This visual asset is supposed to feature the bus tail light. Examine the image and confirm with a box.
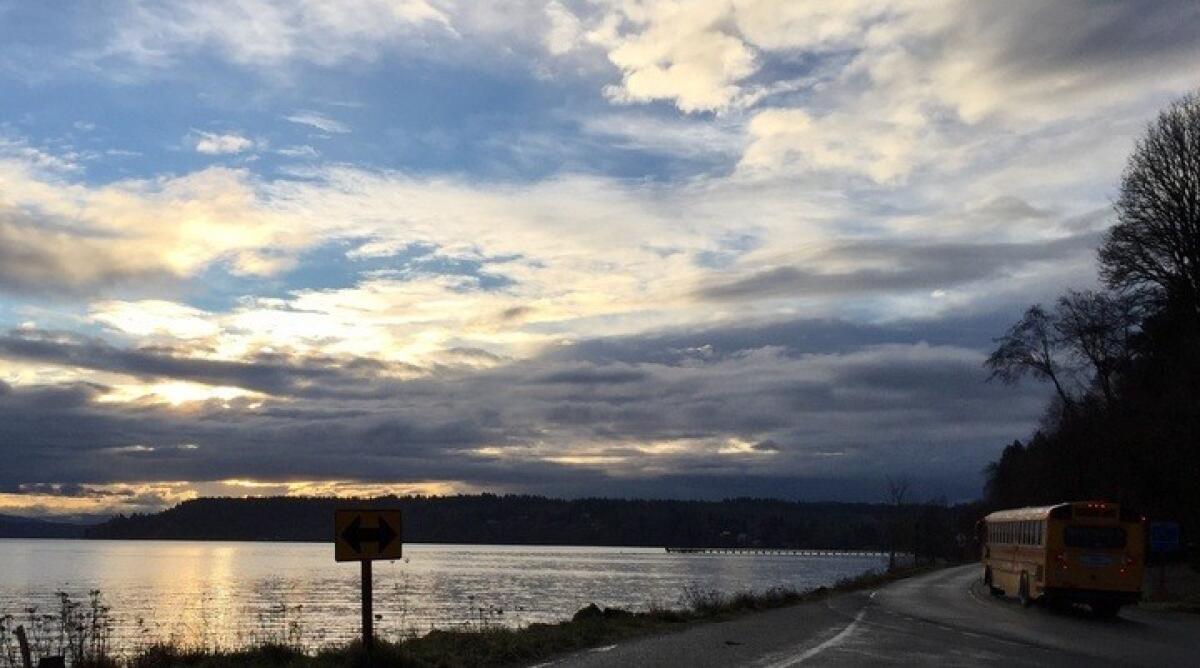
[1121,554,1135,574]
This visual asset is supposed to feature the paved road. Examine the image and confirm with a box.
[539,565,1200,667]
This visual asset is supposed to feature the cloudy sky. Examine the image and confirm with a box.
[0,1,1197,518]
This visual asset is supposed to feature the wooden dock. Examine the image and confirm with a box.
[664,547,889,556]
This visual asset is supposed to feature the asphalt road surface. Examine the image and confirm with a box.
[539,565,1200,667]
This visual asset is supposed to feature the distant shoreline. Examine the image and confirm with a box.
[55,494,982,558]
[0,534,902,554]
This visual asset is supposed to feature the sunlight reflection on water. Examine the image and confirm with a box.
[0,540,886,651]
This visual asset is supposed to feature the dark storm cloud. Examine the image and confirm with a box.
[0,380,505,487]
[698,232,1101,301]
[0,311,1050,500]
[950,2,1200,88]
[551,312,1017,365]
[0,328,422,399]
[6,483,137,498]
[535,366,648,385]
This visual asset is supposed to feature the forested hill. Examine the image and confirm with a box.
[83,495,975,550]
[0,513,87,538]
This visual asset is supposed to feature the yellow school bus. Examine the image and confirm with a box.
[979,501,1145,617]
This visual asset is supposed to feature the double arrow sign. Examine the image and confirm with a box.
[335,509,403,562]
[335,508,402,652]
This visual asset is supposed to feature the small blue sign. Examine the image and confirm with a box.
[1149,521,1181,554]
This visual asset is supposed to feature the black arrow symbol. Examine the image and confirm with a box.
[341,516,398,554]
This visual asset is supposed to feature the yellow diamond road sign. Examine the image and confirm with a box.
[335,509,402,562]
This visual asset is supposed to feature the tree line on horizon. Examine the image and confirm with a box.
[81,494,978,559]
[983,91,1200,548]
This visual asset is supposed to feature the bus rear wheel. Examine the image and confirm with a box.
[984,569,1003,597]
[1018,574,1033,608]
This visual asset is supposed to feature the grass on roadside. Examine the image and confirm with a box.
[1140,562,1200,614]
[13,564,945,668]
[133,564,943,668]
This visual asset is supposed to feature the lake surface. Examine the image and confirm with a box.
[0,540,886,652]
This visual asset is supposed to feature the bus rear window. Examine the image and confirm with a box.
[1064,526,1126,549]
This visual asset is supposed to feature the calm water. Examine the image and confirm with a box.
[0,540,886,651]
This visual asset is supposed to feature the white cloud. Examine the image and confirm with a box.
[107,0,450,68]
[593,1,757,113]
[276,144,319,158]
[192,131,256,155]
[580,112,744,159]
[731,0,897,52]
[543,1,582,56]
[580,0,891,113]
[0,158,306,295]
[91,300,221,340]
[578,0,1198,191]
[585,1,1198,121]
[284,111,350,134]
[739,106,932,183]
[0,137,81,172]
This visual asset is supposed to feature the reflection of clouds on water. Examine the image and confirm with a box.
[0,541,885,651]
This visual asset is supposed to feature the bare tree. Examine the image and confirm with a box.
[885,475,910,506]
[885,475,910,570]
[986,305,1077,411]
[1100,91,1200,315]
[1054,290,1140,404]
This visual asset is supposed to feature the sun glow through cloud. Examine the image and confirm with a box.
[97,382,262,406]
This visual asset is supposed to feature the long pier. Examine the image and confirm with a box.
[664,547,890,557]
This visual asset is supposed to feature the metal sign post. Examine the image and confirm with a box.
[335,509,402,653]
[361,561,373,653]
[1149,521,1181,599]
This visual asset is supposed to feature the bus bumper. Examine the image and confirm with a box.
[1042,587,1140,606]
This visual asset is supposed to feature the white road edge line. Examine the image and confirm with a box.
[759,591,875,668]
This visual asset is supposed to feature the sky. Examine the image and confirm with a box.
[0,1,1197,519]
